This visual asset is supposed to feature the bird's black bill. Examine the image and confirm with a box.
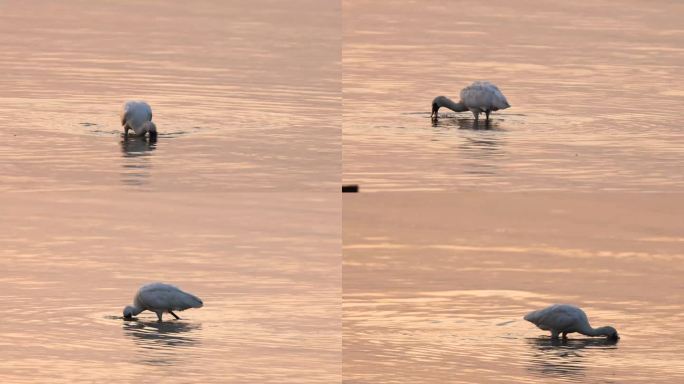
[431,104,438,118]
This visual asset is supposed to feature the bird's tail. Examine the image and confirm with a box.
[187,293,203,308]
[495,98,511,110]
[523,310,538,322]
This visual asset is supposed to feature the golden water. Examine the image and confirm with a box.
[1,1,682,383]
[343,193,684,383]
[0,1,340,383]
[0,0,340,192]
[0,192,340,383]
[343,0,684,191]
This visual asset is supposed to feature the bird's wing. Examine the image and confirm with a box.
[121,101,144,125]
[140,102,152,121]
[121,101,153,133]
[460,83,495,111]
[136,285,174,310]
[526,305,579,331]
[121,108,133,126]
[121,104,130,126]
[489,87,510,110]
[461,82,509,111]
[543,308,577,330]
[138,285,202,311]
[176,291,203,310]
[524,308,546,324]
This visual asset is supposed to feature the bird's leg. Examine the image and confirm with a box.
[124,125,129,139]
[562,332,568,340]
[551,330,560,339]
[485,110,491,122]
[156,312,163,322]
[169,311,180,320]
[473,111,479,125]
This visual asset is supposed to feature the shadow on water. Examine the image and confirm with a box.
[426,116,508,176]
[120,136,156,186]
[430,115,505,131]
[122,319,201,348]
[122,319,202,366]
[525,337,619,379]
[121,136,157,156]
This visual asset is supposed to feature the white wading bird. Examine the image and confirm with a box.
[121,100,157,139]
[431,81,510,122]
[123,283,203,322]
[524,304,619,340]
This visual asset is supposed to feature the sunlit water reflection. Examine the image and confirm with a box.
[0,0,340,192]
[0,192,340,383]
[343,193,684,383]
[342,0,684,191]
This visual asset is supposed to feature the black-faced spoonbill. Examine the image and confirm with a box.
[121,100,157,139]
[431,81,510,123]
[524,304,619,340]
[123,282,203,322]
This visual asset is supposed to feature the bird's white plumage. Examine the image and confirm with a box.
[124,282,203,321]
[524,304,587,331]
[431,81,510,121]
[524,304,618,339]
[121,100,154,136]
[459,81,510,112]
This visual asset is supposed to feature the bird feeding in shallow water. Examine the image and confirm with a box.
[524,304,619,340]
[123,282,203,322]
[121,100,157,139]
[431,81,510,123]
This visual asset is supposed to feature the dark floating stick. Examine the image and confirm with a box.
[342,185,359,193]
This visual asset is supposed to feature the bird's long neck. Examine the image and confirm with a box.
[579,323,610,337]
[440,97,468,113]
[130,305,143,316]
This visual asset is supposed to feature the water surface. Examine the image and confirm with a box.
[0,192,340,383]
[0,0,340,192]
[343,0,684,191]
[343,193,684,383]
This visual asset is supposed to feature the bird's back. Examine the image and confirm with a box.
[135,283,203,312]
[460,81,510,111]
[121,101,153,134]
[524,304,586,331]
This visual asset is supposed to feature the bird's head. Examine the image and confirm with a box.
[143,121,157,141]
[431,96,447,118]
[123,305,138,319]
[602,326,619,340]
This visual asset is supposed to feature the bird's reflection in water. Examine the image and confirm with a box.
[430,116,506,177]
[431,115,503,131]
[120,137,156,186]
[525,337,618,379]
[430,117,505,158]
[122,319,201,366]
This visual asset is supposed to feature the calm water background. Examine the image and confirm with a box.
[0,193,340,383]
[3,1,683,383]
[0,0,340,192]
[0,1,340,383]
[343,193,684,383]
[343,0,684,191]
